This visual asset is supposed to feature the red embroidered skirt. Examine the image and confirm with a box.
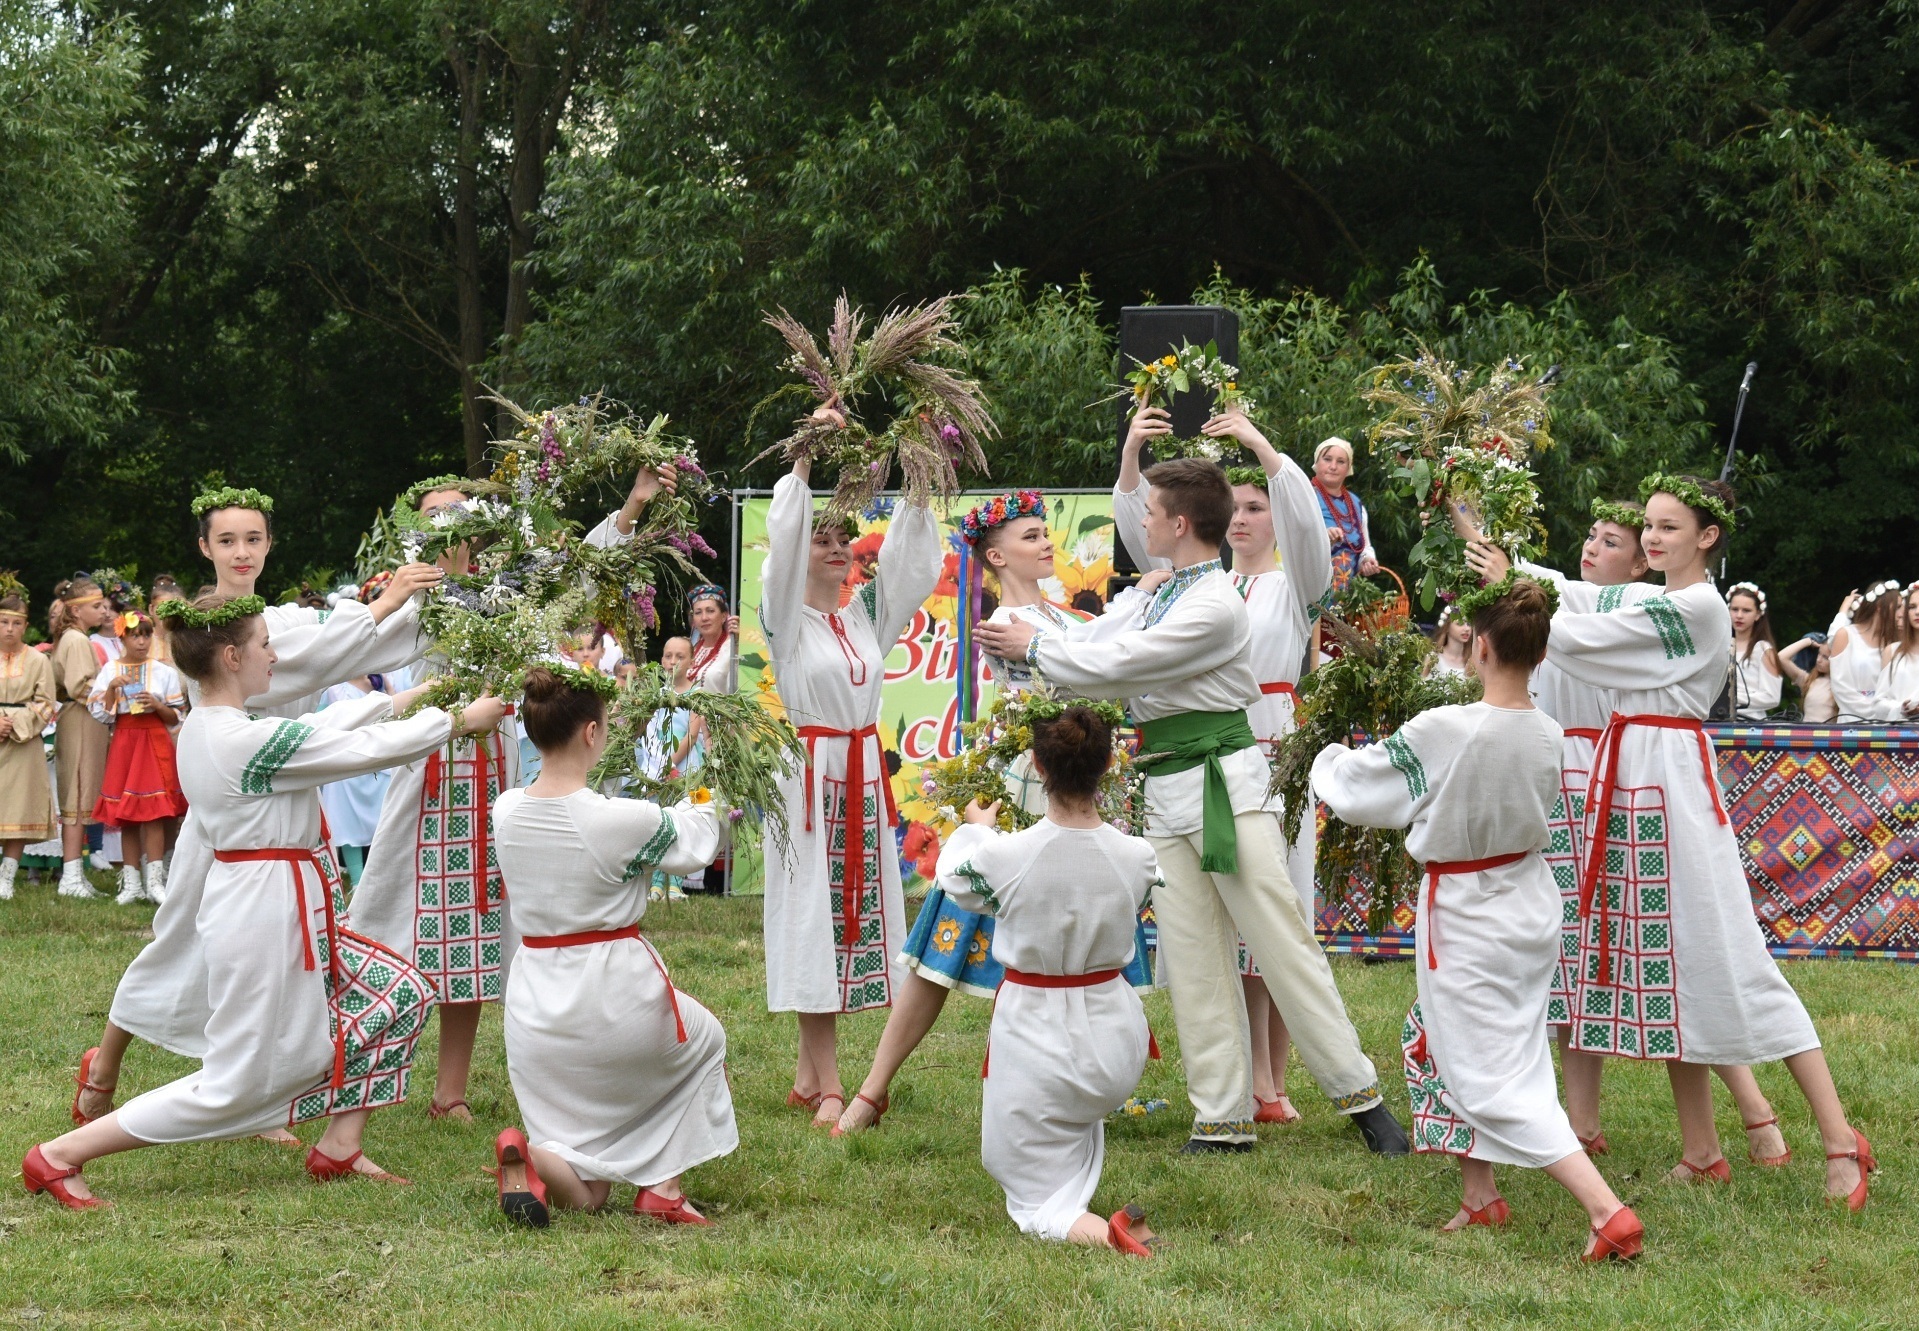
[92,713,188,826]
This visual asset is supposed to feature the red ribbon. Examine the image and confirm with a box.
[1422,851,1529,970]
[794,723,897,958]
[213,846,348,1088]
[1578,713,1727,986]
[521,924,687,1043]
[1562,727,1604,743]
[1258,681,1298,698]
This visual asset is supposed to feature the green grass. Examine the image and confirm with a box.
[1,885,1914,1329]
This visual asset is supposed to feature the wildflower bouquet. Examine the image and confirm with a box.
[1115,340,1256,462]
[1362,346,1554,611]
[1270,614,1481,930]
[920,690,1145,834]
[752,294,996,520]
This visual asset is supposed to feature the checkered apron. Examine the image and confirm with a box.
[410,735,508,1004]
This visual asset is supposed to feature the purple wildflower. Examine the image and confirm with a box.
[688,533,715,558]
[634,584,659,630]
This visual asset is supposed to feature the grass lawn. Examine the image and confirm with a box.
[2,885,1913,1329]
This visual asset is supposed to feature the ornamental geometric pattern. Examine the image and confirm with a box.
[1315,726,1919,964]
[823,775,892,1013]
[1401,1002,1475,1158]
[411,742,507,1004]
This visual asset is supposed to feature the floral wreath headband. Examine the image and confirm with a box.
[155,595,266,629]
[191,486,275,519]
[536,660,621,703]
[1454,569,1562,623]
[1726,581,1767,614]
[1224,464,1267,489]
[0,569,27,613]
[685,583,728,610]
[1860,579,1903,606]
[958,490,1046,547]
[812,509,861,539]
[116,611,154,634]
[1590,497,1644,530]
[1638,473,1735,534]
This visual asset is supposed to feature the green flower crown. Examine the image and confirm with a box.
[1638,473,1735,534]
[1223,464,1267,489]
[191,486,275,519]
[0,568,28,607]
[1021,695,1128,730]
[154,594,267,628]
[812,509,861,539]
[1589,497,1644,530]
[1452,569,1560,623]
[537,661,621,702]
[393,475,507,532]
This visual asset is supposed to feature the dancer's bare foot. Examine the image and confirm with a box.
[1744,1118,1788,1164]
[833,1092,886,1136]
[254,1128,302,1148]
[811,1091,846,1128]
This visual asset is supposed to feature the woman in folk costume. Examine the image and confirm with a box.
[353,464,679,1121]
[1477,476,1874,1209]
[0,583,58,901]
[686,584,740,694]
[1828,580,1899,722]
[936,705,1162,1256]
[978,458,1402,1156]
[23,595,507,1208]
[1309,436,1379,591]
[759,439,942,1127]
[1870,586,1919,722]
[49,575,113,899]
[74,487,441,1139]
[835,490,1153,1136]
[1726,583,1783,721]
[487,667,730,1229]
[1311,576,1642,1261]
[87,610,189,905]
[1113,408,1332,1127]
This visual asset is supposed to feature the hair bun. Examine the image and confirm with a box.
[521,666,564,701]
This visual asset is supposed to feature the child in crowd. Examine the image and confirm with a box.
[87,612,188,904]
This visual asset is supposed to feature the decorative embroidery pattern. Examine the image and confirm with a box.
[857,578,880,621]
[1191,1118,1257,1139]
[622,815,680,878]
[1402,1002,1475,1156]
[1384,731,1428,798]
[412,742,506,1004]
[241,721,314,795]
[823,775,891,1013]
[1642,596,1697,660]
[1544,748,1594,1027]
[1571,785,1682,1059]
[952,859,999,913]
[1328,1082,1384,1113]
[1144,559,1221,628]
[1596,584,1629,614]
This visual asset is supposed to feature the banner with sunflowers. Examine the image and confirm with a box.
[733,489,1120,893]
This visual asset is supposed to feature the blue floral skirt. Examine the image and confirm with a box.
[899,889,1155,1000]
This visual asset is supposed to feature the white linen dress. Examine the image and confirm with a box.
[1312,703,1581,1168]
[758,474,942,1013]
[107,599,427,1058]
[1546,580,1821,1064]
[937,819,1154,1240]
[1869,650,1919,722]
[493,787,733,1187]
[116,697,451,1143]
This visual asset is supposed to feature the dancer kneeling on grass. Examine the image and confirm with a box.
[1311,576,1641,1262]
[935,705,1162,1256]
[488,666,731,1229]
[23,595,504,1208]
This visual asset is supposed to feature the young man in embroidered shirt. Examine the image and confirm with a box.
[976,457,1407,1156]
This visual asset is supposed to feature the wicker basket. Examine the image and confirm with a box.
[1355,567,1412,636]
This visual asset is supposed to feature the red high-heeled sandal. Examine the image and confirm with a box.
[1254,1096,1301,1125]
[830,1092,889,1139]
[1743,1115,1791,1167]
[22,1144,109,1211]
[1578,1132,1609,1157]
[785,1088,822,1112]
[1582,1206,1643,1263]
[494,1128,549,1228]
[305,1146,410,1185]
[70,1047,115,1126]
[428,1098,473,1123]
[1672,1155,1731,1183]
[1826,1128,1877,1213]
[811,1091,846,1129]
[1441,1196,1510,1230]
[636,1187,714,1226]
[1108,1203,1161,1257]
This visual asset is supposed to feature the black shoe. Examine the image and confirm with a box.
[1361,953,1410,965]
[1179,1137,1254,1156]
[1350,1103,1410,1155]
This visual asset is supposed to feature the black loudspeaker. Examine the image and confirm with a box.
[1112,305,1240,574]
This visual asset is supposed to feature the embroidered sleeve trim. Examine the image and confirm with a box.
[623,813,680,876]
[241,720,315,795]
[1596,584,1628,614]
[1383,731,1428,799]
[1642,597,1697,660]
[856,579,880,621]
[953,860,1000,914]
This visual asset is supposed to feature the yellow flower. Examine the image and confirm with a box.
[966,929,991,966]
[1160,354,1177,366]
[933,919,962,954]
[688,787,713,805]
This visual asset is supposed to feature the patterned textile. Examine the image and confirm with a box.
[413,741,507,1004]
[1401,1002,1474,1157]
[1317,726,1919,964]
[289,848,437,1124]
[1569,787,1680,1058]
[1544,759,1592,1026]
[824,775,891,1012]
[901,891,1157,998]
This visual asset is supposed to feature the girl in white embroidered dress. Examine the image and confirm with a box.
[759,428,944,1127]
[488,668,729,1229]
[25,598,504,1207]
[1727,584,1783,721]
[1828,580,1898,722]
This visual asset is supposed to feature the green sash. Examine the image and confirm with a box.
[1137,710,1257,873]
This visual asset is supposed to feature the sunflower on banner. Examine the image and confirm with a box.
[1361,346,1555,612]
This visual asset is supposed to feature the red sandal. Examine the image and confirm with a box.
[1254,1096,1301,1125]
[1108,1203,1161,1257]
[1826,1128,1877,1213]
[1582,1206,1643,1263]
[811,1091,846,1129]
[428,1098,473,1123]
[1672,1156,1731,1183]
[830,1092,889,1138]
[1743,1115,1791,1167]
[70,1047,115,1126]
[305,1146,410,1186]
[494,1128,549,1228]
[785,1088,823,1112]
[22,1144,109,1211]
[636,1187,714,1226]
[1578,1132,1609,1157]
[1441,1196,1510,1230]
